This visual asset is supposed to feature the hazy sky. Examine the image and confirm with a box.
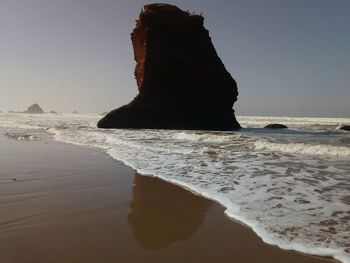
[1,0,349,116]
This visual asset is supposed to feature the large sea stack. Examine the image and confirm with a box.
[98,3,241,130]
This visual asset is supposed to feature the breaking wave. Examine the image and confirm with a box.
[254,140,350,157]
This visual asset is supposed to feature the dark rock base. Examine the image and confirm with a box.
[97,106,241,131]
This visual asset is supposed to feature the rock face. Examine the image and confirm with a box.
[264,124,288,129]
[98,3,240,130]
[24,104,44,114]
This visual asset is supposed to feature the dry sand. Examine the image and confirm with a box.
[0,134,338,263]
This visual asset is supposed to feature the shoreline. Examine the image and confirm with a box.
[0,131,340,263]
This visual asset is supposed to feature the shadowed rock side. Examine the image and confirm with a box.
[98,3,241,130]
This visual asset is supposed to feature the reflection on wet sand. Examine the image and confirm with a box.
[0,135,336,263]
[128,173,211,250]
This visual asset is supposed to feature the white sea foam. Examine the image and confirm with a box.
[174,131,249,143]
[4,132,37,141]
[255,140,350,156]
[1,113,349,263]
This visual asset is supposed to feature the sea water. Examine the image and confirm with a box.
[1,113,349,263]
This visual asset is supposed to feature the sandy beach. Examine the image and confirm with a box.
[0,132,339,263]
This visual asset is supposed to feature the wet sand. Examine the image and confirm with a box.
[0,133,337,263]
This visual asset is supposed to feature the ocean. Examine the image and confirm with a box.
[1,113,349,263]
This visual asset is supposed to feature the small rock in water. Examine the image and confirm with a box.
[264,123,288,129]
[339,125,350,131]
[24,103,44,114]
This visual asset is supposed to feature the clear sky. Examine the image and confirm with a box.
[1,0,349,116]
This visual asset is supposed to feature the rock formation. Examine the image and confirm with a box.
[71,110,79,114]
[49,110,58,114]
[24,103,44,114]
[98,3,241,130]
[264,124,288,129]
[339,125,350,131]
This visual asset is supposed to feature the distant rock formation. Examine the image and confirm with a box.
[49,110,58,114]
[24,103,44,114]
[339,125,350,131]
[71,111,79,114]
[98,3,241,131]
[264,124,288,129]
